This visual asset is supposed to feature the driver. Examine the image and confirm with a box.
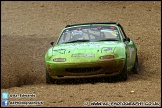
[70,30,84,40]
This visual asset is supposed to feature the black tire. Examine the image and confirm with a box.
[132,54,139,74]
[46,69,57,84]
[119,59,128,81]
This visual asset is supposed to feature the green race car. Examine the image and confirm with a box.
[45,22,139,83]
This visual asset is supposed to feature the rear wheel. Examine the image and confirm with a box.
[132,54,139,74]
[46,69,57,84]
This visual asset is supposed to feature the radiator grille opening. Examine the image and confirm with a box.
[65,67,101,73]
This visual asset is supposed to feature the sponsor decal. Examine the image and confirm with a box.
[129,47,134,58]
[72,54,95,57]
[104,42,116,44]
[103,48,112,51]
[67,43,101,48]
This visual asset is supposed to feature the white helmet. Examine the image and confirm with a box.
[71,30,83,39]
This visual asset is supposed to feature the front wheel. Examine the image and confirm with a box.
[119,59,128,81]
[132,54,139,74]
[46,69,57,84]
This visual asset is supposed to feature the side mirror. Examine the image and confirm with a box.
[127,37,130,42]
[50,41,54,46]
[123,37,130,42]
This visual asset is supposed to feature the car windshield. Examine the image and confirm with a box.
[57,25,120,44]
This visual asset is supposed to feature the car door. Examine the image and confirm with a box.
[123,39,132,69]
[126,40,136,69]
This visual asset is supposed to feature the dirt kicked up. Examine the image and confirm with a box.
[1,1,161,107]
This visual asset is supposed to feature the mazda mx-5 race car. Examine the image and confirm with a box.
[45,22,139,83]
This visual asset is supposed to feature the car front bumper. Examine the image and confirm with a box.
[46,58,125,79]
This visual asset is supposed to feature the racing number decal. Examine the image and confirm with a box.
[129,46,134,59]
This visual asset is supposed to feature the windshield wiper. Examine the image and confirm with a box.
[98,39,119,41]
[64,39,90,43]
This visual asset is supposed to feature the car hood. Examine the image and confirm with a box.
[46,41,125,63]
[53,41,124,54]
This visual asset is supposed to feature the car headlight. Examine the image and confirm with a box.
[100,55,114,59]
[53,58,66,62]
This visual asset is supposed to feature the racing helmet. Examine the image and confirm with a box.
[71,30,83,40]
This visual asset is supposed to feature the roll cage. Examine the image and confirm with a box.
[65,22,128,39]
